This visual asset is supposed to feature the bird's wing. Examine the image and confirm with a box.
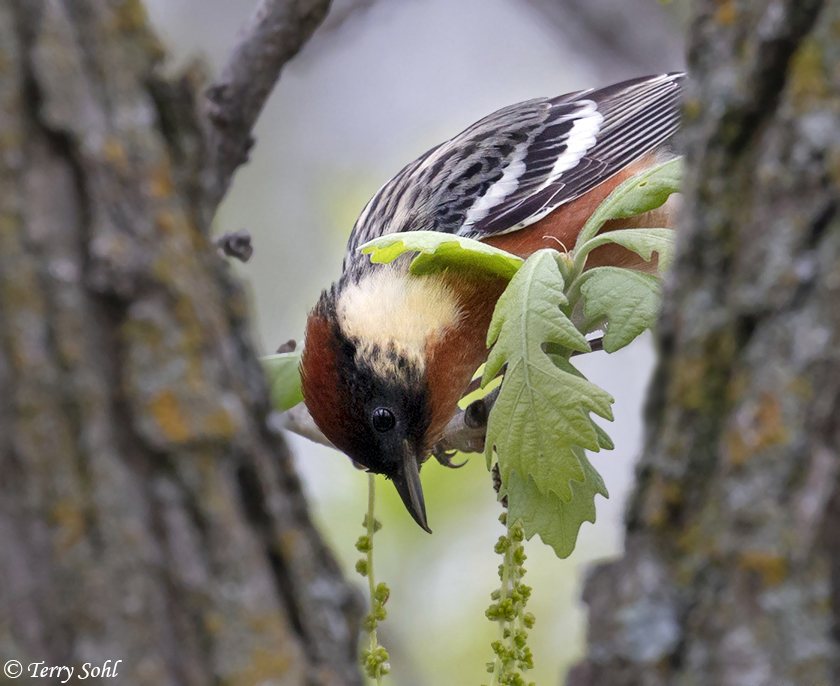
[461,73,685,238]
[346,73,684,257]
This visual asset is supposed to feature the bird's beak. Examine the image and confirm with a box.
[392,446,431,533]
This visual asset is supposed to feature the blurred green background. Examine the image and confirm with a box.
[144,1,683,683]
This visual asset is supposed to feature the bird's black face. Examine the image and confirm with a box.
[301,314,435,532]
[340,340,433,532]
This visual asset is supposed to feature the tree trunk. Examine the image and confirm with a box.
[569,1,840,685]
[0,1,362,684]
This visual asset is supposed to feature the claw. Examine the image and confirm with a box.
[433,448,468,469]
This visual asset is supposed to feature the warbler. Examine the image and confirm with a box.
[301,73,684,531]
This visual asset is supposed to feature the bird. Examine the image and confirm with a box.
[300,73,685,533]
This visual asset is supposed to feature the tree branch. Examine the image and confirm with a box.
[314,0,380,36]
[519,0,684,79]
[281,403,337,448]
[203,0,332,214]
[278,391,500,459]
[215,229,254,261]
[281,336,606,462]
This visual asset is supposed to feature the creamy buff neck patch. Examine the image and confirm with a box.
[336,269,462,374]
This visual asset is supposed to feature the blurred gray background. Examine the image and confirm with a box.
[144,1,684,683]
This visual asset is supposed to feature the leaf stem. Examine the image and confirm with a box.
[564,269,599,323]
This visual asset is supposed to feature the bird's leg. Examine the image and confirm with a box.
[432,449,467,469]
[432,387,500,464]
[278,336,606,461]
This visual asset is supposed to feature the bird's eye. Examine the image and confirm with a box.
[372,407,396,432]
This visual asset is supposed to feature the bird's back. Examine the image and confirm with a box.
[342,72,685,281]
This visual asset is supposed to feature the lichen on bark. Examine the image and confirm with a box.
[0,0,361,684]
[568,1,840,685]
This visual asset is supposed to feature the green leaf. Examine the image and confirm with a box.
[483,250,614,500]
[575,228,675,273]
[574,157,682,251]
[593,421,615,451]
[505,448,608,559]
[360,230,523,280]
[545,353,614,451]
[580,267,662,353]
[263,352,304,411]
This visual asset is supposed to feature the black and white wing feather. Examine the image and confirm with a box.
[346,73,684,262]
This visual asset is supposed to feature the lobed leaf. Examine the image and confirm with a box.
[574,157,683,251]
[505,448,608,559]
[483,250,614,501]
[263,352,304,411]
[580,267,662,353]
[593,421,615,451]
[575,228,675,273]
[547,354,615,451]
[360,230,523,280]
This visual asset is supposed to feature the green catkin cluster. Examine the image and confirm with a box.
[483,513,535,686]
[357,474,391,683]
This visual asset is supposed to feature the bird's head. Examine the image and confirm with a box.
[300,268,476,533]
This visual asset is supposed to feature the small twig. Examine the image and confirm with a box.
[279,392,500,461]
[277,405,368,470]
[461,364,506,398]
[280,403,335,448]
[315,0,380,36]
[280,335,606,458]
[204,0,332,211]
[215,230,254,262]
[572,335,605,356]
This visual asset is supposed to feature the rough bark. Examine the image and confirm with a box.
[568,1,840,685]
[0,1,362,685]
